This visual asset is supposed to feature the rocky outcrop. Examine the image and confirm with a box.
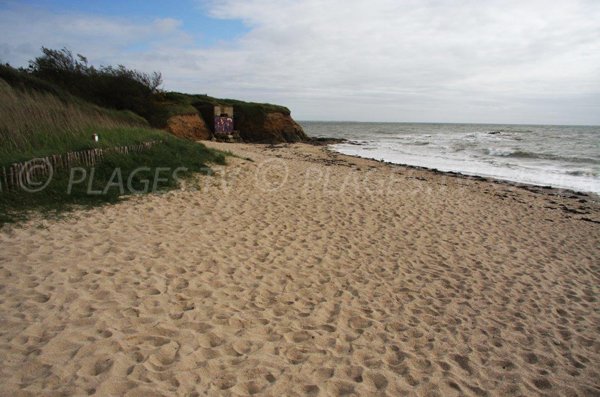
[236,111,308,143]
[165,113,211,140]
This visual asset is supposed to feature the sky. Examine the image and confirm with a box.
[0,0,599,125]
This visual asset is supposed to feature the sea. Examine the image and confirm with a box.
[299,122,600,195]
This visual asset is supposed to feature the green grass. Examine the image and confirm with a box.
[162,91,291,116]
[151,91,292,135]
[0,134,227,225]
[0,126,170,167]
[0,51,296,223]
[0,72,229,225]
[0,77,152,166]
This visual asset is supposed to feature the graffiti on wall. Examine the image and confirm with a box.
[214,116,234,134]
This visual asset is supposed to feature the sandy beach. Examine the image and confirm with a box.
[0,142,599,396]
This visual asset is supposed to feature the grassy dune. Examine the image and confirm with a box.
[0,78,154,166]
[0,73,227,224]
[0,136,226,224]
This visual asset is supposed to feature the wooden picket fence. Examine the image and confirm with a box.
[0,141,160,193]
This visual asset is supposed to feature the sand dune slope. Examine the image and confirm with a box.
[0,143,599,396]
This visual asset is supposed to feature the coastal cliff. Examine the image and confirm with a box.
[0,48,307,146]
[162,92,308,143]
[165,113,211,141]
[231,109,308,143]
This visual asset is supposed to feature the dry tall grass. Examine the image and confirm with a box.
[0,78,148,155]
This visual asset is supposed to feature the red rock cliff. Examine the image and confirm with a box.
[235,112,308,143]
[165,114,211,140]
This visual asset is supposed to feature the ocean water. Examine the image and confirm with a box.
[299,121,600,194]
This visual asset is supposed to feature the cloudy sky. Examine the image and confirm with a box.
[1,0,599,124]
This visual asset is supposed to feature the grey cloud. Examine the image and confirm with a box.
[1,0,599,124]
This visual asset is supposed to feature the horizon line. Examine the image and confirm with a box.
[296,120,600,128]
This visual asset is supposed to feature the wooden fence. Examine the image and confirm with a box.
[0,141,160,192]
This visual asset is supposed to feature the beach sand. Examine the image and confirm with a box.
[0,142,599,396]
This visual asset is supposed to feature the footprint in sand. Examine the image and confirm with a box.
[172,278,189,291]
[348,316,372,330]
[284,346,308,365]
[314,367,334,381]
[365,371,388,390]
[284,331,313,343]
[303,384,320,396]
[91,357,113,376]
[32,293,51,303]
[147,341,179,367]
[198,332,224,348]
[320,324,336,333]
[212,372,237,390]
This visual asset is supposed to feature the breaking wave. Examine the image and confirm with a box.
[300,121,600,194]
[485,148,600,165]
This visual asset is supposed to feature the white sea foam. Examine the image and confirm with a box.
[301,122,600,194]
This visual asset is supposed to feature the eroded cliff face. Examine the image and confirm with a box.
[236,112,308,143]
[165,114,211,140]
[165,107,307,144]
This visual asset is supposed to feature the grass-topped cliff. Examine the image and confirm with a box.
[161,91,306,143]
[0,49,232,224]
[0,67,154,166]
[161,91,291,119]
[1,47,306,144]
[0,47,306,224]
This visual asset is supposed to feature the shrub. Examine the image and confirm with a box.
[27,47,164,125]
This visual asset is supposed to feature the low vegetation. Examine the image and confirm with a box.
[7,47,292,128]
[0,49,230,224]
[0,76,151,165]
[162,91,291,130]
[0,45,303,224]
[162,91,291,116]
[0,135,226,224]
[25,47,165,126]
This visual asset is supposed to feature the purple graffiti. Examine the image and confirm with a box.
[214,116,234,134]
